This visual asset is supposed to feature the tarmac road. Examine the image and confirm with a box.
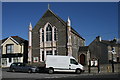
[1,69,119,80]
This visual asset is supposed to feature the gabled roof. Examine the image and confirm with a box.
[34,9,85,40]
[0,36,27,46]
[47,9,66,26]
[11,36,26,44]
[48,9,85,40]
[89,37,119,47]
[101,40,118,46]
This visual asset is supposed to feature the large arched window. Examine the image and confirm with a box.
[46,25,52,41]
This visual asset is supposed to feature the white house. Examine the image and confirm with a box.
[0,36,28,67]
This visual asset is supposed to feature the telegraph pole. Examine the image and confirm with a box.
[111,52,114,73]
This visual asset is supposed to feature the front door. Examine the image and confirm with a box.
[80,54,85,65]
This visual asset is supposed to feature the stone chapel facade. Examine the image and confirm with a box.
[28,9,85,66]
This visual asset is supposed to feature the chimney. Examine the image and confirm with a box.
[96,36,101,42]
[113,37,117,43]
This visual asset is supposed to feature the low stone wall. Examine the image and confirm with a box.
[84,63,120,73]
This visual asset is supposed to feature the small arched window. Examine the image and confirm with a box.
[54,28,57,41]
[46,25,52,41]
[42,29,44,42]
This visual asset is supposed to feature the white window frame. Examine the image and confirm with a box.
[43,22,57,42]
[53,27,57,41]
[6,44,14,54]
[40,49,45,62]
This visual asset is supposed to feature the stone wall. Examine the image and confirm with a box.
[84,63,120,73]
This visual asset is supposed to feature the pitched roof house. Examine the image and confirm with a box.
[89,36,120,64]
[0,36,28,67]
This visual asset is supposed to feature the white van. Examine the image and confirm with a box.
[45,55,84,74]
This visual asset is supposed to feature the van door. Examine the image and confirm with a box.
[69,59,78,70]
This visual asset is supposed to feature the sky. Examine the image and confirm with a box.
[2,2,118,45]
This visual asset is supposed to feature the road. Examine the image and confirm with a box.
[1,69,119,80]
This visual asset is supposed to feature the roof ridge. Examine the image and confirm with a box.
[34,9,84,40]
[47,9,85,40]
[47,9,66,26]
[11,36,26,41]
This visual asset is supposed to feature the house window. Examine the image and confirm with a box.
[54,28,57,41]
[9,58,12,63]
[6,44,14,54]
[13,57,19,63]
[42,29,44,42]
[46,50,52,55]
[46,25,52,41]
[2,58,7,66]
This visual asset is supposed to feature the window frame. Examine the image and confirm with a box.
[46,25,52,41]
[42,29,44,42]
[6,44,14,54]
[46,50,52,55]
[54,28,57,41]
[42,51,44,61]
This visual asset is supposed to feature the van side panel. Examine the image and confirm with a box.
[46,56,70,69]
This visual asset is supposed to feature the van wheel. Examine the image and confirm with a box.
[48,68,54,74]
[76,69,81,74]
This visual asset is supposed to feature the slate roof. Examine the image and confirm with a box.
[49,9,85,40]
[0,36,27,45]
[47,9,66,26]
[89,37,119,47]
[35,9,85,40]
[102,40,120,47]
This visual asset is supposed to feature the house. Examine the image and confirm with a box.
[0,36,28,67]
[28,8,85,66]
[89,36,120,64]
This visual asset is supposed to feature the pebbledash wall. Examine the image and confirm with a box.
[28,9,85,66]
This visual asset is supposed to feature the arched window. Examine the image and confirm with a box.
[54,28,57,41]
[42,29,44,42]
[46,25,52,41]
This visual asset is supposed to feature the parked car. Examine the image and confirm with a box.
[45,55,85,74]
[9,62,39,73]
